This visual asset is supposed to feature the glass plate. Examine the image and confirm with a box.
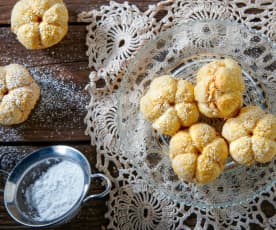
[117,20,276,208]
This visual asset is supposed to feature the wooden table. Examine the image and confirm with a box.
[0,1,274,230]
[0,0,157,229]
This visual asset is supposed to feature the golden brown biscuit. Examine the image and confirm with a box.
[169,131,197,160]
[253,114,276,139]
[11,0,68,49]
[140,76,199,136]
[175,102,199,127]
[252,136,276,163]
[0,64,40,125]
[222,106,276,165]
[189,123,216,151]
[220,117,247,142]
[196,154,221,184]
[229,136,254,165]
[194,58,244,118]
[152,108,181,136]
[172,153,197,182]
[170,123,229,184]
[140,95,170,122]
[202,138,229,166]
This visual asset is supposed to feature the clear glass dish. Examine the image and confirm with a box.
[117,20,276,208]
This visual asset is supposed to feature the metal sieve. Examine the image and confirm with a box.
[0,145,111,228]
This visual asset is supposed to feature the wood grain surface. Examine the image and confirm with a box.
[0,0,156,24]
[0,0,159,228]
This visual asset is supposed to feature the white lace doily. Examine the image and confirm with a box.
[78,1,276,229]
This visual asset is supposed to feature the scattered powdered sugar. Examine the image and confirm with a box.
[0,65,89,141]
[25,160,84,221]
[0,146,31,171]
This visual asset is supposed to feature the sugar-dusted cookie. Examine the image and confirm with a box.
[11,0,68,49]
[222,106,276,165]
[0,64,40,125]
[140,75,199,136]
[194,58,244,118]
[170,123,229,184]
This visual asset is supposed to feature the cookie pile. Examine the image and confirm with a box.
[140,58,276,184]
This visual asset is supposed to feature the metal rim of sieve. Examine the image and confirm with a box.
[0,145,111,228]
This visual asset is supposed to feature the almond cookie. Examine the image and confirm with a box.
[11,0,69,49]
[170,123,229,183]
[194,58,244,118]
[140,75,199,136]
[0,64,40,125]
[222,106,276,165]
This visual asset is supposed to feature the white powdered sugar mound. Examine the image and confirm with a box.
[25,160,84,221]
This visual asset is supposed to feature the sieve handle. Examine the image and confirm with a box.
[82,173,111,203]
[0,169,9,193]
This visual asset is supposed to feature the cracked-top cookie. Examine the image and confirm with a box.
[140,75,199,136]
[0,64,40,125]
[11,0,68,49]
[194,58,244,118]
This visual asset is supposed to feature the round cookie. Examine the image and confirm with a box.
[169,123,229,184]
[222,106,276,165]
[140,75,199,136]
[11,0,69,49]
[0,64,40,125]
[194,58,244,118]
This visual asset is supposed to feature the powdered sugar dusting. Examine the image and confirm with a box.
[0,146,31,171]
[0,65,89,141]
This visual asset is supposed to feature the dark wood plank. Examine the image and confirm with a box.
[0,145,109,229]
[0,26,91,143]
[0,0,160,25]
[0,26,87,67]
